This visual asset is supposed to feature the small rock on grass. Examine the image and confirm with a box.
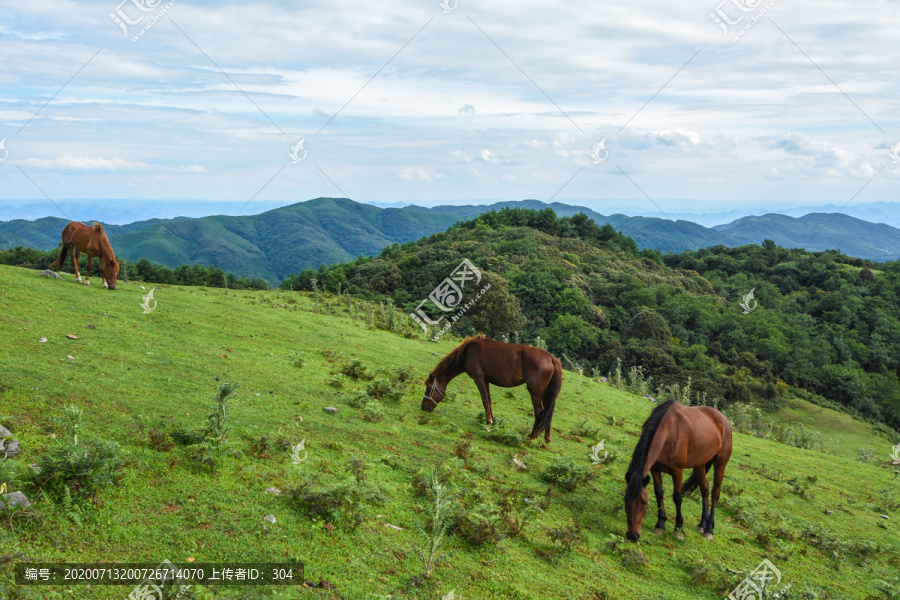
[264,487,282,495]
[66,334,79,340]
[39,337,47,343]
[880,515,890,520]
[263,514,276,524]
[85,324,96,329]
[0,424,12,438]
[0,491,32,512]
[1,440,20,459]
[323,407,338,414]
[825,510,833,515]
[39,270,62,279]
[509,457,527,471]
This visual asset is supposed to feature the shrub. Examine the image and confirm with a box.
[541,456,592,492]
[340,359,371,381]
[31,404,122,500]
[362,401,385,423]
[287,476,384,529]
[453,502,503,546]
[414,470,454,578]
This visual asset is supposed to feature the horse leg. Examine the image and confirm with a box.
[100,257,108,288]
[651,469,667,534]
[704,458,726,541]
[525,384,544,440]
[695,466,711,535]
[84,252,93,286]
[672,469,685,539]
[474,378,493,425]
[71,247,82,283]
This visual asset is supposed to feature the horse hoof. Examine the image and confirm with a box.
[675,531,685,540]
[704,533,714,541]
[653,528,665,535]
[84,281,90,286]
[697,526,704,533]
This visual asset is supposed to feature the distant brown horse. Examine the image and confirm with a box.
[49,222,120,290]
[421,335,563,443]
[624,398,732,542]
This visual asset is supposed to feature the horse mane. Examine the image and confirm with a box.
[625,398,677,500]
[432,335,484,379]
[92,222,116,259]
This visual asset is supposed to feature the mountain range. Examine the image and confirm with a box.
[2,198,899,282]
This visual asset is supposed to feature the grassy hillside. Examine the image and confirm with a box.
[1,266,898,599]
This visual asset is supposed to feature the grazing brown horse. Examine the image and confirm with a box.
[421,335,563,443]
[49,221,120,290]
[624,398,732,542]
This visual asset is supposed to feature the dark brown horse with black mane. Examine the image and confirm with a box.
[49,221,120,290]
[624,398,732,542]
[421,335,563,443]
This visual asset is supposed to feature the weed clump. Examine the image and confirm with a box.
[31,404,122,501]
[340,358,372,381]
[287,472,384,529]
[362,401,385,423]
[541,456,593,492]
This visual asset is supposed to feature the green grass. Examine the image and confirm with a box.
[0,265,898,599]
[774,397,886,456]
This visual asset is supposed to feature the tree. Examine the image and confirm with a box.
[625,308,672,343]
[466,273,526,338]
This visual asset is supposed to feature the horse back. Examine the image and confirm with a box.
[464,337,555,386]
[652,404,731,470]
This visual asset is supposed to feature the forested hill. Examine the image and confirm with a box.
[5,199,900,283]
[281,207,900,433]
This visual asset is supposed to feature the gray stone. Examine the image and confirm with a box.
[263,514,276,524]
[600,377,609,383]
[0,491,31,512]
[509,458,527,471]
[39,269,62,279]
[323,407,338,414]
[1,439,20,459]
[0,424,12,438]
[264,487,282,495]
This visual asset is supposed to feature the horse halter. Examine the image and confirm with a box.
[423,379,445,404]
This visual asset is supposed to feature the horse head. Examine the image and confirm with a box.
[624,473,650,542]
[102,259,121,290]
[420,372,446,412]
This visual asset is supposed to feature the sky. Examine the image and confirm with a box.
[0,0,899,221]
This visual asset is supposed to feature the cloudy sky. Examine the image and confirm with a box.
[0,0,898,219]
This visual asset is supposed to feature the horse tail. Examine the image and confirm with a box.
[49,242,68,271]
[535,356,562,436]
[681,458,714,498]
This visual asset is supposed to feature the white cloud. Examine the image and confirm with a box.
[20,156,152,170]
[0,0,898,208]
[398,166,442,181]
[653,128,701,147]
